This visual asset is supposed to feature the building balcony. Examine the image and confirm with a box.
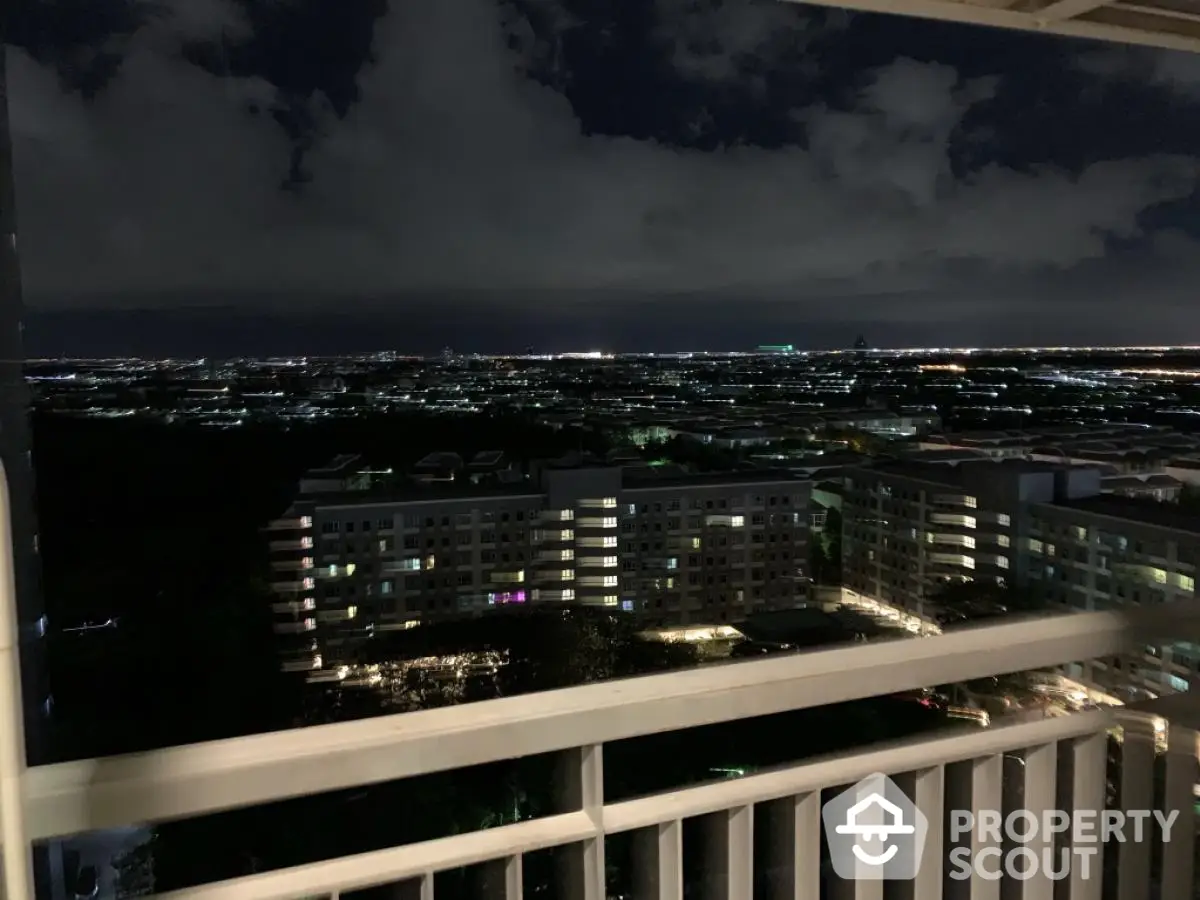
[5,609,1200,899]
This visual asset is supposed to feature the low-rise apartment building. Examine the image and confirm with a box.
[267,457,811,672]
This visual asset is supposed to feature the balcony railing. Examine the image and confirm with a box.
[5,602,1200,900]
[0,442,1196,900]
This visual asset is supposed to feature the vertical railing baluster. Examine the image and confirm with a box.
[946,754,1003,900]
[633,820,682,900]
[760,792,820,900]
[701,804,753,900]
[1005,743,1057,900]
[892,765,945,900]
[393,874,434,900]
[555,743,604,900]
[1063,732,1107,900]
[1114,714,1154,900]
[478,855,522,900]
[1160,722,1196,900]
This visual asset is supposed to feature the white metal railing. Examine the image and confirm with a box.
[6,608,1198,899]
[2,458,1199,898]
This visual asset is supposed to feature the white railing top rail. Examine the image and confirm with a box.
[149,710,1114,900]
[23,610,1128,840]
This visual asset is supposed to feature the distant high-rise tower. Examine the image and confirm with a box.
[853,334,869,360]
[0,45,49,764]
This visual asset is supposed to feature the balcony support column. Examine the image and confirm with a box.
[555,744,604,900]
[760,792,820,900]
[1161,723,1196,900]
[946,754,1003,900]
[701,804,753,900]
[1114,715,1154,900]
[632,819,682,900]
[0,460,33,900]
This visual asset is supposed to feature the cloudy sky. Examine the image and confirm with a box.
[7,0,1200,353]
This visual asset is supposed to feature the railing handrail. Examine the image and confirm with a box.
[23,610,1129,840]
[147,710,1114,900]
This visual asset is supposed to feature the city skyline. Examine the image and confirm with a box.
[7,0,1200,353]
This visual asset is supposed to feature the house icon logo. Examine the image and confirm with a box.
[822,773,928,880]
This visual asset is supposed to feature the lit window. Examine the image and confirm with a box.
[1153,568,1168,585]
[998,535,1010,548]
[563,589,575,601]
[602,517,617,529]
[997,514,1011,527]
[346,606,358,619]
[1181,575,1195,593]
[327,564,338,577]
[401,558,420,571]
[691,537,701,549]
[602,556,618,567]
[561,549,575,561]
[424,555,436,571]
[603,535,617,548]
[964,496,978,509]
[603,575,618,587]
[603,594,619,605]
[997,557,1009,569]
[346,563,356,576]
[667,558,678,569]
[561,569,575,581]
[303,577,315,590]
[303,618,316,631]
[300,536,313,549]
[300,516,313,529]
[561,529,574,541]
[730,515,745,527]
[602,497,617,508]
[301,557,314,569]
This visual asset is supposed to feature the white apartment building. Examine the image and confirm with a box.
[267,459,811,672]
[1026,495,1200,701]
[842,459,1200,701]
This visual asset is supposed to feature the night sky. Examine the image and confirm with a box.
[7,0,1200,355]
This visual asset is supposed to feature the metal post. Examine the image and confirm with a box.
[0,460,34,900]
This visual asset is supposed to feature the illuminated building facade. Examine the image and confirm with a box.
[842,459,1200,701]
[268,463,811,672]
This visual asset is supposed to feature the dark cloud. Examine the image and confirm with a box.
[6,0,1200,349]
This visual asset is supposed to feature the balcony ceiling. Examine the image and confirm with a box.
[786,0,1200,53]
